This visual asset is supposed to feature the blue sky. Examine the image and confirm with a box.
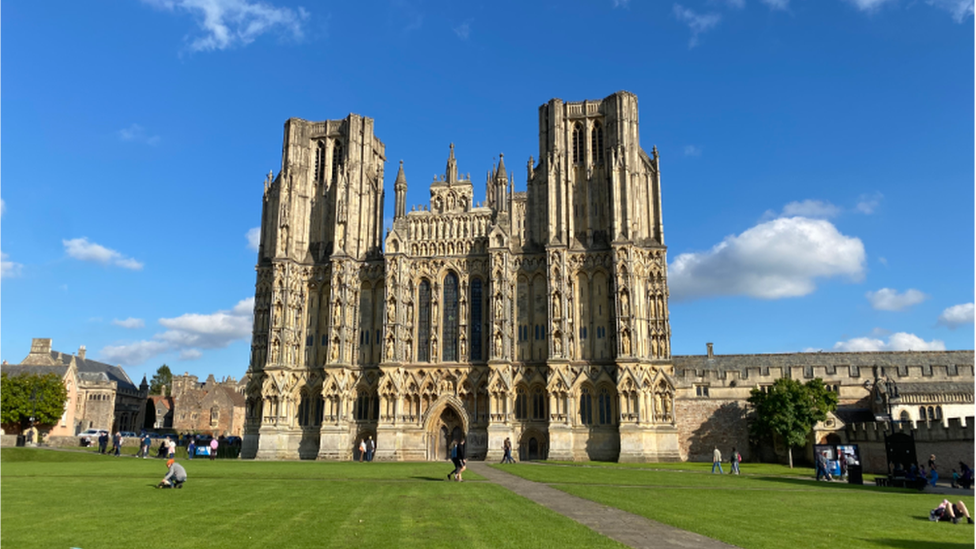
[3,0,973,383]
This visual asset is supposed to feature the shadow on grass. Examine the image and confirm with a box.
[410,475,449,481]
[869,539,973,549]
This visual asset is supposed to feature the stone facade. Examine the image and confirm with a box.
[169,373,246,437]
[1,338,149,435]
[673,346,974,470]
[243,92,678,461]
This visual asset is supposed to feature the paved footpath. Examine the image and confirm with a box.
[468,462,738,549]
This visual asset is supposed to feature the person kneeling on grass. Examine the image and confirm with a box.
[157,459,187,489]
[930,499,973,524]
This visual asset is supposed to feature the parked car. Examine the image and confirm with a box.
[78,429,108,446]
[120,431,138,438]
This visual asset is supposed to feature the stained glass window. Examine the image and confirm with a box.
[470,278,483,361]
[418,280,431,362]
[443,273,459,362]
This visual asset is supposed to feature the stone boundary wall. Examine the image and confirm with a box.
[0,434,19,448]
[44,435,142,449]
[675,398,750,462]
[845,417,975,474]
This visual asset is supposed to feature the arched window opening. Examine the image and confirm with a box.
[572,122,583,164]
[443,272,459,362]
[470,278,483,361]
[315,141,326,182]
[919,406,927,421]
[579,387,593,425]
[927,406,935,421]
[418,280,432,362]
[935,406,943,420]
[356,391,371,421]
[598,387,612,425]
[899,410,911,422]
[532,387,546,420]
[332,140,344,182]
[591,121,604,164]
[515,387,527,420]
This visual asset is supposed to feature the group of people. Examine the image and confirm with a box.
[447,438,467,481]
[711,447,741,475]
[95,432,125,456]
[358,436,376,462]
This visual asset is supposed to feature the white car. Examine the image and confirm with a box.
[78,429,108,445]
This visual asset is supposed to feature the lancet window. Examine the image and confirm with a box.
[443,272,459,362]
[332,140,344,182]
[470,278,483,361]
[579,386,593,425]
[515,386,527,420]
[418,280,432,362]
[591,121,604,164]
[315,140,326,182]
[598,387,613,425]
[572,122,583,164]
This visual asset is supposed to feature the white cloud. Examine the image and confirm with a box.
[672,4,721,48]
[669,216,865,301]
[684,145,702,156]
[878,257,888,267]
[113,317,146,329]
[99,298,254,366]
[832,332,946,352]
[926,0,974,22]
[938,302,974,328]
[866,288,927,311]
[713,0,745,7]
[855,192,883,214]
[246,227,261,251]
[781,199,841,219]
[1,252,23,278]
[759,0,789,9]
[844,0,896,11]
[63,237,144,270]
[179,349,203,360]
[142,0,309,52]
[612,0,631,7]
[452,19,472,39]
[118,123,161,145]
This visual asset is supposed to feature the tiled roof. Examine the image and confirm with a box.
[1,364,70,379]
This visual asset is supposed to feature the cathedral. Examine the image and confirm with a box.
[242,91,679,462]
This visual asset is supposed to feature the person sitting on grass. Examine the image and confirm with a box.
[157,459,187,489]
[930,499,973,524]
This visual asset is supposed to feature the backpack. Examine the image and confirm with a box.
[451,445,458,459]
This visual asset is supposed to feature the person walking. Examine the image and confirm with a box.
[166,437,176,459]
[359,438,367,462]
[187,437,196,460]
[209,437,218,461]
[502,437,516,464]
[112,432,122,456]
[712,447,724,474]
[140,433,152,459]
[98,431,109,454]
[729,447,740,475]
[456,437,467,482]
[447,440,460,480]
[366,436,375,462]
[928,454,939,487]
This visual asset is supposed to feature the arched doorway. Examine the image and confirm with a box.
[427,406,464,461]
[519,430,548,461]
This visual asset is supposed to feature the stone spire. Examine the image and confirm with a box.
[446,143,458,185]
[495,153,508,212]
[394,160,408,220]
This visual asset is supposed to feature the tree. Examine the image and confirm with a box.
[0,372,69,433]
[150,364,173,395]
[747,377,839,468]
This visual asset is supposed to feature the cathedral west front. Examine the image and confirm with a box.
[242,91,680,462]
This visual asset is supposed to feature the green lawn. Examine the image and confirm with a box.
[495,462,975,549]
[1,448,623,549]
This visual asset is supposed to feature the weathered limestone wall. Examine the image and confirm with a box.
[845,418,975,474]
[675,397,750,462]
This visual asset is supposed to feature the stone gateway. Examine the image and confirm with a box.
[242,92,679,461]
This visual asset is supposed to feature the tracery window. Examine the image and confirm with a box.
[315,141,326,182]
[356,391,371,421]
[532,387,546,420]
[572,122,583,164]
[470,278,483,361]
[443,272,459,362]
[579,387,593,425]
[591,121,604,164]
[418,280,432,362]
[515,387,527,420]
[598,387,612,425]
[332,140,344,182]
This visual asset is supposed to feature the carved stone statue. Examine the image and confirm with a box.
[385,335,395,360]
[622,330,631,355]
[493,330,503,357]
[387,299,396,324]
[620,291,629,317]
[552,292,561,319]
[333,300,342,327]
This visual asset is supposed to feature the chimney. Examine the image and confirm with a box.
[706,342,714,358]
[78,345,86,360]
